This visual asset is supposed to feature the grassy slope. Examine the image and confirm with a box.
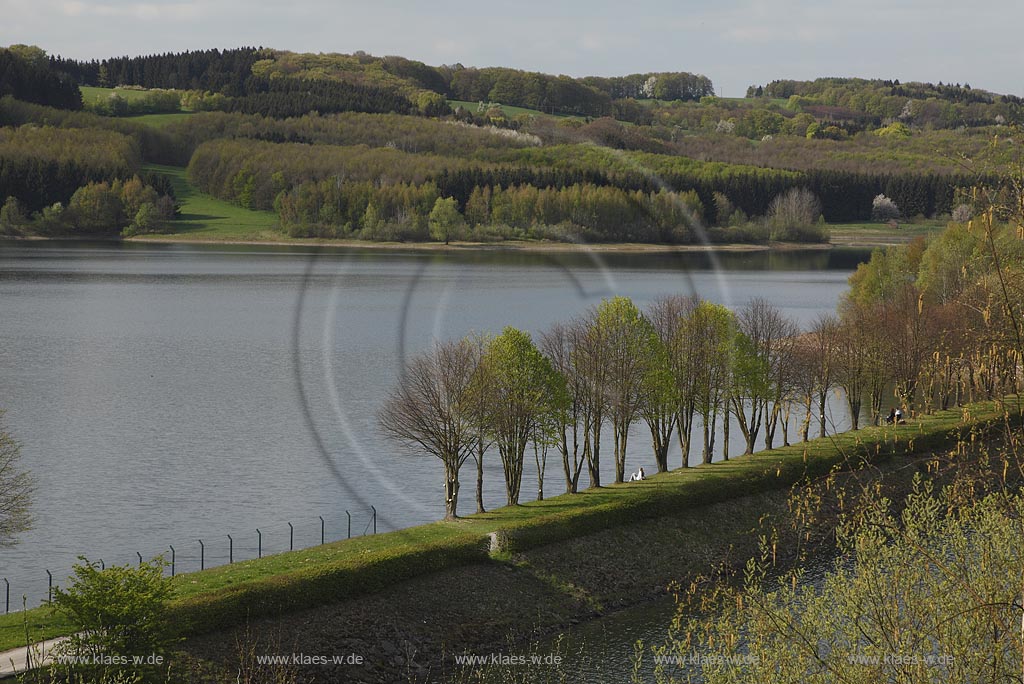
[80,86,159,103]
[139,164,279,240]
[448,99,584,121]
[1,397,1017,652]
[127,112,193,127]
[79,86,194,127]
[829,219,947,246]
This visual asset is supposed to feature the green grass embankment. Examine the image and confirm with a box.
[139,164,279,240]
[1,397,1018,652]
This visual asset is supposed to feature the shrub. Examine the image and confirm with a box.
[51,557,175,680]
[871,193,901,221]
[766,187,824,241]
[951,203,973,223]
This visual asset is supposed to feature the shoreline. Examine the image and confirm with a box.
[6,234,869,252]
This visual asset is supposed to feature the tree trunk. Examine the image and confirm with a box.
[647,414,674,473]
[613,419,629,484]
[474,437,485,514]
[781,402,791,447]
[560,428,573,494]
[870,385,884,426]
[722,410,730,461]
[502,442,524,506]
[587,414,602,488]
[677,407,693,468]
[817,391,827,438]
[444,463,460,521]
[847,397,861,431]
[801,396,812,442]
[534,443,546,501]
[653,436,670,473]
[765,402,780,451]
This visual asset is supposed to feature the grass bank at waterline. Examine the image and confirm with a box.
[1,398,1018,653]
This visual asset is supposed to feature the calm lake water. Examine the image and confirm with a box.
[0,240,868,607]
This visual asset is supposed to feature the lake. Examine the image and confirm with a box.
[0,240,868,607]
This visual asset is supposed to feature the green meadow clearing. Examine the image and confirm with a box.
[139,164,279,240]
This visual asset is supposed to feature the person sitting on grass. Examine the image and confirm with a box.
[629,467,646,482]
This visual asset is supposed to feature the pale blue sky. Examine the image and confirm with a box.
[1,0,1020,97]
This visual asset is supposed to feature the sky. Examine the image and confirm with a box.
[1,0,1021,97]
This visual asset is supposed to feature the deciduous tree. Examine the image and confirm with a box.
[378,339,477,520]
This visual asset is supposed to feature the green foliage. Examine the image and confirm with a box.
[668,479,1024,682]
[126,202,162,236]
[915,221,983,303]
[845,245,917,307]
[0,411,32,546]
[0,97,184,165]
[875,121,911,138]
[57,177,175,236]
[82,87,183,117]
[51,557,175,680]
[427,196,464,243]
[0,46,81,110]
[483,327,568,504]
[0,124,139,213]
[0,195,26,234]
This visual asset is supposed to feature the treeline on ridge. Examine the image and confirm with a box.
[49,47,715,119]
[1,46,82,110]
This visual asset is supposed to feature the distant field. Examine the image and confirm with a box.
[719,96,790,106]
[80,85,173,103]
[448,99,584,120]
[828,220,946,246]
[80,86,192,126]
[141,164,279,240]
[126,112,193,127]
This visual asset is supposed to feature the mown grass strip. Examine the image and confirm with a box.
[0,398,1017,651]
[136,164,279,240]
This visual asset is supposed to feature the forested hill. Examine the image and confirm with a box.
[45,47,713,119]
[0,43,1020,245]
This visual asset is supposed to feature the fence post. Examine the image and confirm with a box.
[319,516,325,545]
[46,570,52,603]
[199,539,204,571]
[169,546,175,577]
[257,529,262,559]
[347,511,351,539]
[228,535,233,564]
[136,551,143,567]
[288,522,293,551]
[3,578,8,614]
[371,506,377,535]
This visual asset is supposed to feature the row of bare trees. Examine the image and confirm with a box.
[380,282,1022,520]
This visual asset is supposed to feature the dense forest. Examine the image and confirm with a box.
[0,43,1018,242]
[1,46,81,110]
